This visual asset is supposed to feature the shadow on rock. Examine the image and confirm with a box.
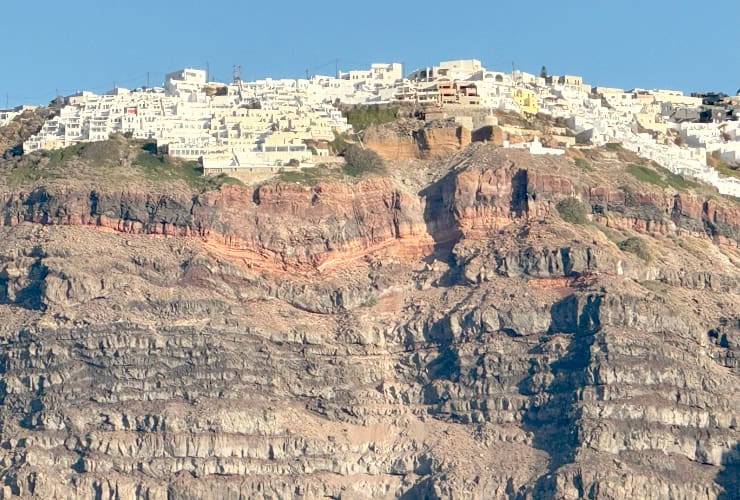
[419,171,463,262]
[717,442,739,500]
[0,245,48,311]
[519,292,603,497]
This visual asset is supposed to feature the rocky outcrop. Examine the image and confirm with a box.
[434,149,740,244]
[362,126,420,161]
[363,120,471,161]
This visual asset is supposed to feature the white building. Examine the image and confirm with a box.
[338,63,403,85]
[164,68,208,100]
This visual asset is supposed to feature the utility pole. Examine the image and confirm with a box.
[5,93,8,109]
[335,58,339,79]
[146,72,150,88]
[206,62,210,82]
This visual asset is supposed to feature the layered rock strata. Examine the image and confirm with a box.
[0,145,738,499]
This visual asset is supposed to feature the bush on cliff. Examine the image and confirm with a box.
[556,197,588,224]
[344,104,398,132]
[618,236,652,262]
[342,145,386,177]
[329,132,353,155]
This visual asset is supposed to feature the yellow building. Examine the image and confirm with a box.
[512,88,539,115]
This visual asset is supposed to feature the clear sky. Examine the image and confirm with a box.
[1,0,738,107]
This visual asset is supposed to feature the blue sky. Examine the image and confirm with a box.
[1,0,738,107]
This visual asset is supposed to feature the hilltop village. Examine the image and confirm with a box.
[6,60,740,196]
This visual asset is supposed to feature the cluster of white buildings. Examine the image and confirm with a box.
[391,59,740,197]
[18,59,740,195]
[23,68,367,171]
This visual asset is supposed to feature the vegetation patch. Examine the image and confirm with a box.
[640,279,667,295]
[626,162,699,191]
[343,104,398,132]
[556,197,589,224]
[1,139,122,187]
[2,158,58,186]
[626,163,663,186]
[133,142,243,191]
[574,157,592,171]
[278,164,335,185]
[707,151,740,179]
[605,142,622,151]
[330,132,353,155]
[0,136,243,191]
[595,224,625,244]
[618,236,652,262]
[342,145,386,177]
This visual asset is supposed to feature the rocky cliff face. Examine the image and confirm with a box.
[1,178,432,274]
[0,144,738,499]
[363,120,471,161]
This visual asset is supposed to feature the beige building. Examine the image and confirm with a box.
[437,82,480,106]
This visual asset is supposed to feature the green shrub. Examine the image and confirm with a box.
[211,173,245,188]
[556,197,588,224]
[595,224,625,244]
[330,132,352,155]
[344,104,398,131]
[342,145,386,177]
[626,163,663,186]
[574,157,592,171]
[605,142,622,151]
[618,236,652,262]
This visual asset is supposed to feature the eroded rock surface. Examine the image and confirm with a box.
[0,144,738,499]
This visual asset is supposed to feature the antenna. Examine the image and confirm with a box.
[206,62,210,82]
[335,58,339,79]
[146,72,150,88]
[233,65,242,84]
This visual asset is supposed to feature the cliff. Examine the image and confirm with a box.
[363,119,471,161]
[0,141,738,499]
[3,147,737,274]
